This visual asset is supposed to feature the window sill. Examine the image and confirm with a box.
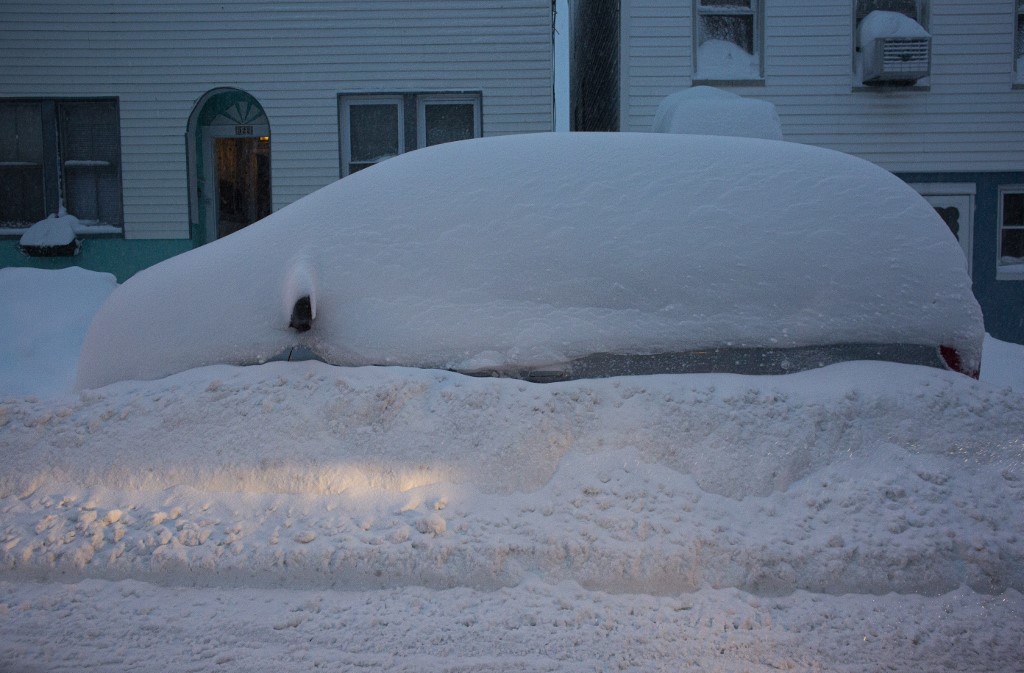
[692,78,765,88]
[852,84,930,92]
[996,270,1024,282]
[0,227,123,239]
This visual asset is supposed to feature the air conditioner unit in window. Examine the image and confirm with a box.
[863,36,930,85]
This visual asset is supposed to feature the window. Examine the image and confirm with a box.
[0,102,46,225]
[999,187,1024,279]
[341,96,404,176]
[340,93,481,176]
[0,99,122,228]
[693,0,762,82]
[1016,0,1024,83]
[417,95,481,149]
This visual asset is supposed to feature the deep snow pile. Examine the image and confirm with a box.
[75,133,982,389]
[1,359,1023,671]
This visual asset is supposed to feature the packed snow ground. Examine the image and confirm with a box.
[2,268,1023,672]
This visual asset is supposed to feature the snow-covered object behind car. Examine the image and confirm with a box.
[858,10,931,79]
[652,87,783,140]
[75,133,983,389]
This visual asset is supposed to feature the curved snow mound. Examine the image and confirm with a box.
[75,132,983,390]
[652,86,783,140]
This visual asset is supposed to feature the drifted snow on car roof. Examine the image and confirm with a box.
[75,132,983,390]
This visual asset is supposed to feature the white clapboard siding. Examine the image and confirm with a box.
[0,0,553,240]
[620,0,1024,173]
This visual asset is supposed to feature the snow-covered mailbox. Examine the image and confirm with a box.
[859,10,931,86]
[75,133,984,390]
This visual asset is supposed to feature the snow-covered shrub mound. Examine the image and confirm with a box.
[652,86,783,140]
[75,132,982,390]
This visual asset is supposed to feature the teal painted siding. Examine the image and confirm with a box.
[0,238,192,283]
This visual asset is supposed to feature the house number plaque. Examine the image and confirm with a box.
[235,125,254,136]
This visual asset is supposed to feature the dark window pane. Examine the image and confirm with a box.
[0,102,46,225]
[1003,193,1024,226]
[934,206,960,240]
[58,101,122,226]
[1017,14,1024,60]
[700,0,751,8]
[0,102,43,163]
[1001,229,1024,262]
[424,103,476,147]
[700,14,754,53]
[0,166,45,225]
[856,0,918,22]
[349,104,399,163]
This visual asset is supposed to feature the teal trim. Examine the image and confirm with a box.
[190,89,269,248]
[1,237,192,283]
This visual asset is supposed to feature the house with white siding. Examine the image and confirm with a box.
[571,0,1024,344]
[1,0,555,281]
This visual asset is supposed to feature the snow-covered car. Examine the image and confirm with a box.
[75,132,984,389]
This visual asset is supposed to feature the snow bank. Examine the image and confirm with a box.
[7,360,1024,596]
[2,358,1023,670]
[0,266,116,398]
[652,86,782,140]
[982,333,1024,391]
[75,133,982,390]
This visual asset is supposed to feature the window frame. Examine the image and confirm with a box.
[997,185,1024,281]
[0,97,123,232]
[416,94,482,150]
[692,0,764,84]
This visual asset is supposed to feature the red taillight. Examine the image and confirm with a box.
[940,345,979,379]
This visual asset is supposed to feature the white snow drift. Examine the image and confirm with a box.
[76,132,982,390]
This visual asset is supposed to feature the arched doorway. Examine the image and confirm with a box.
[186,88,271,245]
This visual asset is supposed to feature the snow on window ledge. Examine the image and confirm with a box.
[695,40,762,84]
[1,213,123,239]
[996,261,1024,281]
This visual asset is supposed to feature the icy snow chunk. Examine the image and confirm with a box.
[75,133,983,389]
[652,86,782,140]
